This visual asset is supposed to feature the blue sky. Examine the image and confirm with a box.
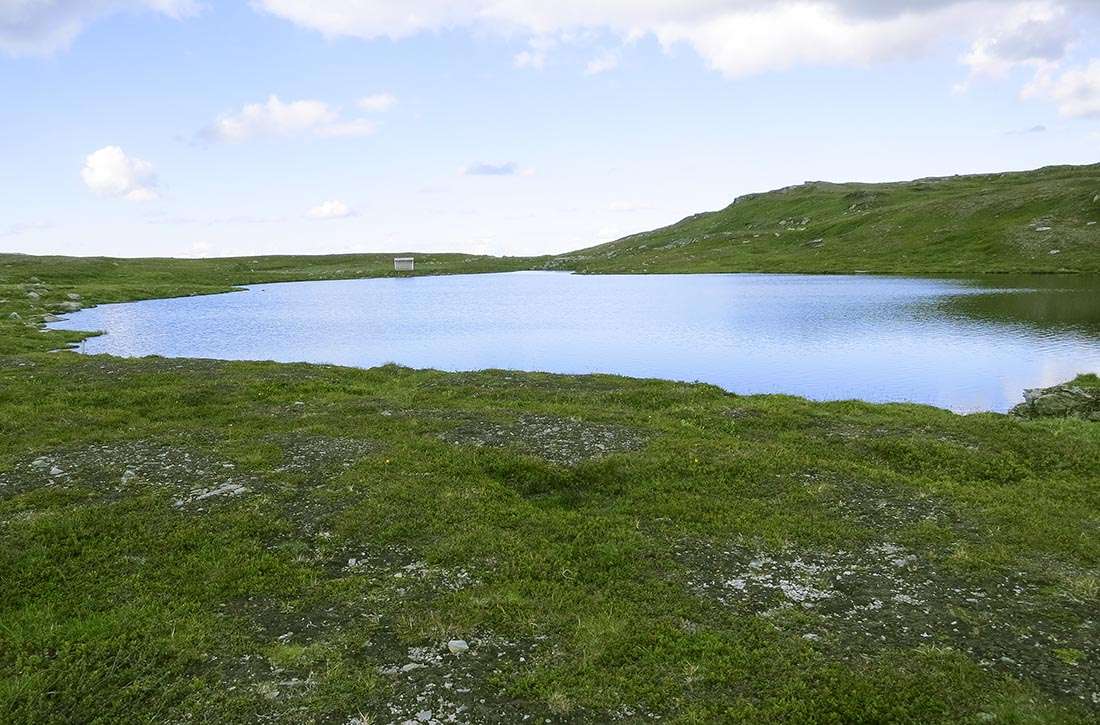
[1,1,1098,258]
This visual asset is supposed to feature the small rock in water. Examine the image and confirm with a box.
[447,639,470,655]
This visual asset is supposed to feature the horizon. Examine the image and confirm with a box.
[2,1,1099,259]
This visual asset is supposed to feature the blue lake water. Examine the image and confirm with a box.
[49,272,1100,412]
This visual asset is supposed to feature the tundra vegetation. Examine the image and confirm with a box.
[1,163,1099,722]
[555,163,1100,275]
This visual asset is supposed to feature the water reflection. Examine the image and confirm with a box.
[49,272,1100,413]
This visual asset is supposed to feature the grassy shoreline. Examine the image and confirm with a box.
[1,254,1099,722]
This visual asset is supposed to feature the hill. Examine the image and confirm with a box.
[553,163,1100,274]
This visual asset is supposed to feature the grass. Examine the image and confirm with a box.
[0,356,1097,723]
[1069,374,1100,389]
[555,163,1100,275]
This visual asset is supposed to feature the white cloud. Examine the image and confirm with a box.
[585,48,621,75]
[513,35,556,69]
[358,92,397,112]
[81,146,159,202]
[957,3,1075,91]
[0,0,199,56]
[1027,59,1100,118]
[307,199,355,220]
[200,95,377,143]
[254,1,1079,79]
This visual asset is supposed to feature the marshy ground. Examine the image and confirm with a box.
[2,353,1098,723]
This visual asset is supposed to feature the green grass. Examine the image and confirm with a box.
[1,355,1097,723]
[1069,373,1100,389]
[554,163,1100,274]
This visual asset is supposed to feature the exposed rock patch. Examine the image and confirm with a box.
[439,414,647,466]
[267,433,376,476]
[1011,379,1100,421]
[0,439,257,509]
[677,539,1099,709]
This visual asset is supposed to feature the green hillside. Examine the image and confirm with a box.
[554,164,1100,275]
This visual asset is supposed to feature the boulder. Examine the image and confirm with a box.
[1011,381,1100,421]
[58,301,81,312]
[27,291,40,301]
[67,293,82,301]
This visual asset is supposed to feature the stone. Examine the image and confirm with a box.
[58,302,81,312]
[416,711,433,722]
[1011,383,1100,420]
[1093,194,1100,203]
[804,238,825,248]
[8,312,20,320]
[447,639,470,654]
[27,291,40,301]
[49,466,64,476]
[66,293,82,301]
[42,314,61,323]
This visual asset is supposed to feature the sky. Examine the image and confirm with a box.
[1,1,1099,259]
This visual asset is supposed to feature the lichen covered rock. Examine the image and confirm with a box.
[1011,376,1100,421]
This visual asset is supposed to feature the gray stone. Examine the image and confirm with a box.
[58,302,81,312]
[49,466,64,476]
[66,293,82,301]
[8,312,20,320]
[1011,383,1100,420]
[27,291,40,301]
[447,639,470,654]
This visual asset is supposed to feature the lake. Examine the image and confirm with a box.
[48,272,1100,412]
